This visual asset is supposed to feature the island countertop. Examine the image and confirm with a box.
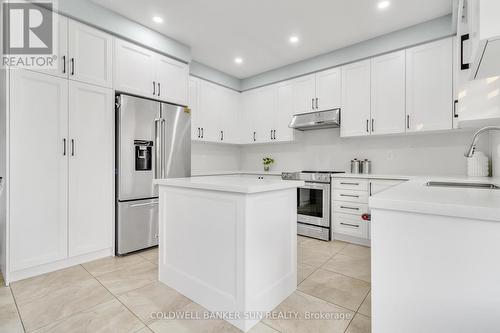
[154,175,304,194]
[369,176,500,222]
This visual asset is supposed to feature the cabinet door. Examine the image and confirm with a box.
[198,80,221,142]
[371,50,406,135]
[219,88,239,144]
[68,20,113,88]
[9,70,68,271]
[189,77,201,140]
[406,38,453,132]
[275,80,295,142]
[241,91,256,143]
[156,55,189,106]
[252,86,276,143]
[27,13,68,79]
[68,81,113,257]
[292,74,316,114]
[114,38,156,98]
[341,60,371,137]
[315,68,342,111]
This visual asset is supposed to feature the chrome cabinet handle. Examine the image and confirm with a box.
[340,182,359,186]
[270,130,273,140]
[340,194,359,198]
[153,81,156,95]
[62,55,66,74]
[312,98,314,110]
[340,206,360,211]
[201,128,204,139]
[70,139,75,156]
[341,222,360,228]
[62,138,66,156]
[316,97,319,110]
[253,131,256,142]
[273,130,276,140]
[70,58,75,75]
[366,119,369,133]
[371,118,374,132]
[407,115,410,129]
[158,82,161,97]
[221,130,224,141]
[197,128,200,138]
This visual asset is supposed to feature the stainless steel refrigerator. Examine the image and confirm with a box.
[115,94,191,255]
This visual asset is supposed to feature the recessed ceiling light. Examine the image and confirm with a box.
[377,1,390,9]
[289,35,299,44]
[152,16,163,24]
[234,57,243,64]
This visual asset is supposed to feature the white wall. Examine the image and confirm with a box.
[239,129,489,176]
[192,142,241,175]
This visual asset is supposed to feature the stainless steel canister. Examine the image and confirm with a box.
[361,159,371,174]
[350,159,361,174]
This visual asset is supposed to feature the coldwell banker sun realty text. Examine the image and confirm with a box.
[2,0,58,69]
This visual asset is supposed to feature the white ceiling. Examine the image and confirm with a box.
[91,0,453,79]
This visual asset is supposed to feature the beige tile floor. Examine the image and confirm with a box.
[0,238,371,333]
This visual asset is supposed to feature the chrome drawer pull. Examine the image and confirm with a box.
[340,194,359,198]
[340,206,359,210]
[340,182,360,186]
[340,222,359,228]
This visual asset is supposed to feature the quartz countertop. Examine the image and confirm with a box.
[192,170,286,177]
[369,176,500,222]
[154,175,304,194]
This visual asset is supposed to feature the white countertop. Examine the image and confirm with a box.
[192,170,286,177]
[332,173,411,180]
[154,175,304,194]
[369,176,500,222]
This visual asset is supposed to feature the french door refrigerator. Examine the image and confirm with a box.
[116,94,191,255]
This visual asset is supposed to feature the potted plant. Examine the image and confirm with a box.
[263,157,274,172]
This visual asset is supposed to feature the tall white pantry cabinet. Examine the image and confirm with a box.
[0,20,114,283]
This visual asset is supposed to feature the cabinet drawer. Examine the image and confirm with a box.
[333,189,369,203]
[332,178,369,191]
[333,213,368,239]
[333,201,369,216]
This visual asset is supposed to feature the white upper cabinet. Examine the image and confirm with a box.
[9,70,69,271]
[292,74,316,114]
[68,20,113,88]
[155,55,189,106]
[114,38,188,105]
[114,38,156,97]
[406,38,453,132]
[68,81,113,257]
[243,86,276,143]
[315,67,342,112]
[370,50,406,135]
[275,80,296,142]
[341,59,371,137]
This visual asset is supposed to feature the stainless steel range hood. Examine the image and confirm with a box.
[289,109,341,131]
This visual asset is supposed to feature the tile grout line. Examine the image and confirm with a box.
[80,263,153,331]
[8,286,27,333]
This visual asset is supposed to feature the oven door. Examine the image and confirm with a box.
[297,182,330,227]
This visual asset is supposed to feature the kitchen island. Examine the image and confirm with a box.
[154,175,304,332]
[369,176,500,333]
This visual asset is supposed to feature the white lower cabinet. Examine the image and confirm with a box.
[68,81,114,257]
[7,70,113,280]
[332,177,407,245]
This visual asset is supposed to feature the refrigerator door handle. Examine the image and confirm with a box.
[154,118,162,179]
[161,118,166,178]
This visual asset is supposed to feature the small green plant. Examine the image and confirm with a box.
[263,157,274,171]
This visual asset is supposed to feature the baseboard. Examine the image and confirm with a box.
[7,248,113,284]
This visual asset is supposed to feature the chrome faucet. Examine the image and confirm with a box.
[464,126,500,158]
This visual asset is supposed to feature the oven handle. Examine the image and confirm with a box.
[301,183,330,190]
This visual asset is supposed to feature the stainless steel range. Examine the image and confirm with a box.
[282,171,345,241]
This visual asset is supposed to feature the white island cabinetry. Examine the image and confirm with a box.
[154,176,304,332]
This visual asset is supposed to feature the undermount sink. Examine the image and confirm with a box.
[426,181,500,190]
